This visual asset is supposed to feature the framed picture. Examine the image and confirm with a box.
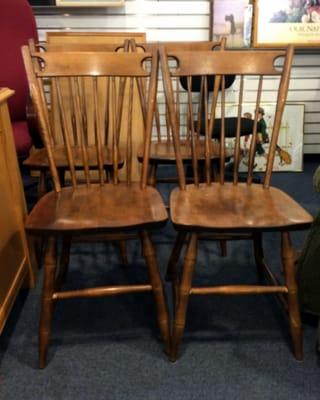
[56,0,124,6]
[253,0,320,47]
[223,103,304,172]
[210,0,253,48]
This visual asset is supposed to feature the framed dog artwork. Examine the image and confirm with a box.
[223,103,305,172]
[210,0,253,47]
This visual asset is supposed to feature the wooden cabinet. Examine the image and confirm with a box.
[0,88,36,333]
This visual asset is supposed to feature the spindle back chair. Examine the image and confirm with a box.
[131,39,230,186]
[160,45,313,361]
[23,40,132,188]
[22,46,170,368]
[133,39,253,258]
[24,39,136,264]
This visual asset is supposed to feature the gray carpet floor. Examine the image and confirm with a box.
[1,159,319,400]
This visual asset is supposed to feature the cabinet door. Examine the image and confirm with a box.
[0,90,35,333]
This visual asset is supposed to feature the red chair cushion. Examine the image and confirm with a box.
[12,121,33,158]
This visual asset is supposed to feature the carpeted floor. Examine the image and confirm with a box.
[1,158,319,400]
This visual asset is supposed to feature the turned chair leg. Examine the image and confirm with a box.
[117,240,129,265]
[170,233,198,362]
[219,240,227,257]
[281,231,303,360]
[37,170,47,200]
[58,169,65,187]
[55,235,71,291]
[147,163,158,187]
[140,230,171,356]
[253,232,265,281]
[39,236,58,369]
[166,231,187,310]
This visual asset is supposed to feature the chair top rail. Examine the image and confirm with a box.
[30,51,154,77]
[160,48,293,77]
[46,42,130,52]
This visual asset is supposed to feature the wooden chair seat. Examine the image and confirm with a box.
[24,145,123,170]
[137,139,228,164]
[26,183,168,233]
[170,183,313,232]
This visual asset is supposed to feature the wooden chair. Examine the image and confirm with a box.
[45,31,147,183]
[22,46,170,368]
[132,39,233,186]
[24,32,147,197]
[133,40,253,257]
[23,39,131,198]
[24,38,132,264]
[160,44,313,361]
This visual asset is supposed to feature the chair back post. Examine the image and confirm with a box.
[232,75,244,184]
[22,45,62,192]
[246,77,263,185]
[159,45,186,190]
[140,48,159,189]
[263,45,294,188]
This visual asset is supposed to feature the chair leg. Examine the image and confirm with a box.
[166,231,187,281]
[58,169,65,187]
[38,170,47,200]
[55,235,71,291]
[140,230,171,356]
[253,232,265,281]
[166,232,187,310]
[170,233,198,362]
[147,163,158,187]
[219,240,227,257]
[117,240,129,265]
[281,231,303,360]
[39,236,58,369]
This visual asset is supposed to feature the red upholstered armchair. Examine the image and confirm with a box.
[0,0,39,159]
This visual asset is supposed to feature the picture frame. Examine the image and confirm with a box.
[253,0,320,48]
[210,0,253,48]
[223,103,305,172]
[55,0,124,6]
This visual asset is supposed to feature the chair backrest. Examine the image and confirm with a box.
[22,46,158,192]
[43,40,131,148]
[0,0,38,121]
[45,34,147,181]
[160,46,294,189]
[130,40,227,143]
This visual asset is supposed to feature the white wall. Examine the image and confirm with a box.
[34,0,320,154]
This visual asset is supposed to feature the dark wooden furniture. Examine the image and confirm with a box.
[160,45,314,361]
[0,88,36,333]
[22,46,170,368]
